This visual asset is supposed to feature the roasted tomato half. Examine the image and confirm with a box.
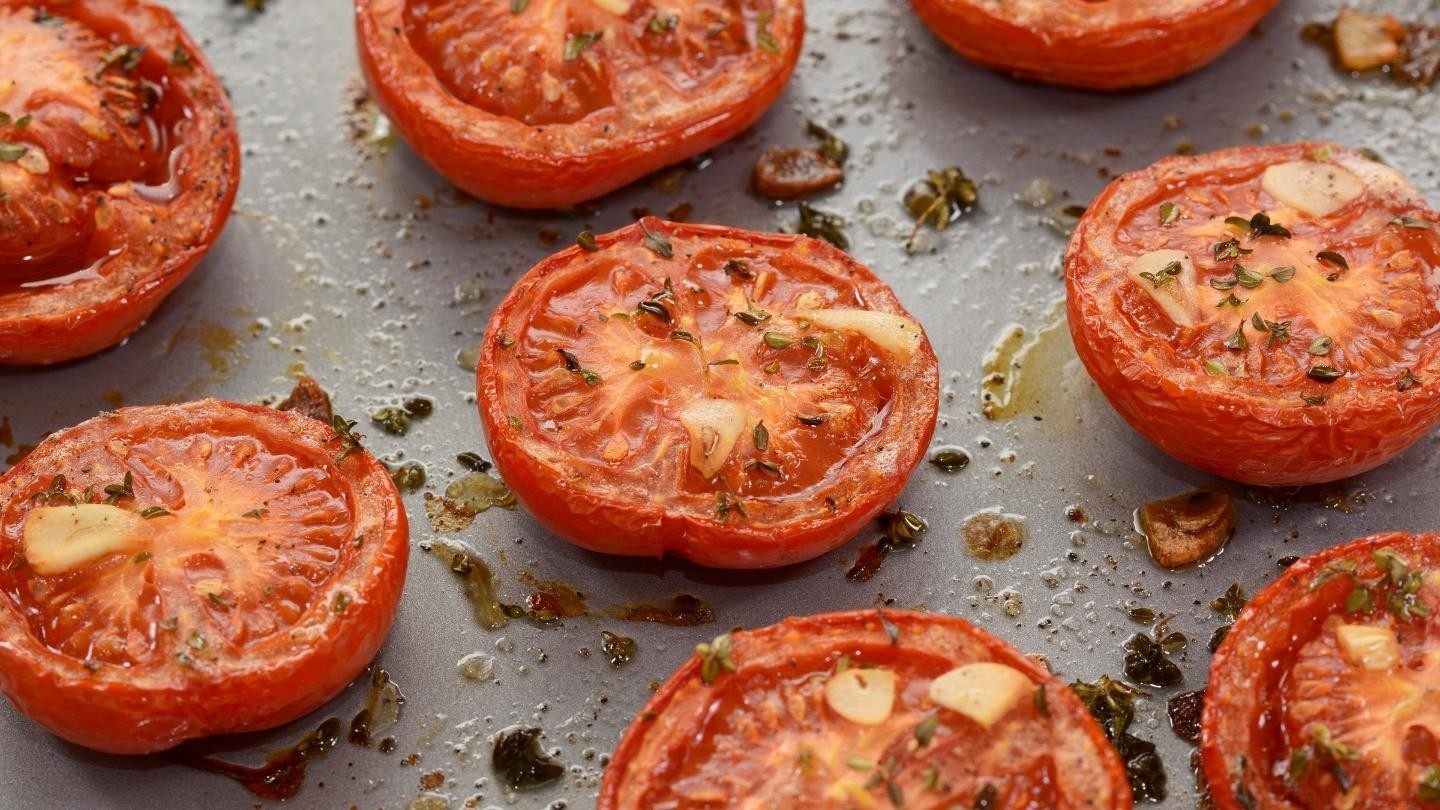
[1066,143,1440,486]
[477,218,939,569]
[1203,533,1440,809]
[355,0,802,209]
[908,0,1278,91]
[0,0,239,366]
[599,609,1133,808]
[0,400,409,754]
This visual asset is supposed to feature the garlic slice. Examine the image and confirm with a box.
[22,504,149,576]
[678,399,746,480]
[797,308,923,361]
[928,662,1031,729]
[1261,161,1364,218]
[824,667,897,726]
[1336,624,1400,671]
[588,0,632,14]
[1129,250,1197,328]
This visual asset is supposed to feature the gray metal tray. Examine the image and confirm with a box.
[2,0,1438,806]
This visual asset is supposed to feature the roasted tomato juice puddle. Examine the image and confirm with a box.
[0,0,239,365]
[1067,144,1440,486]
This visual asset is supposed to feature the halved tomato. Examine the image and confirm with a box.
[1202,533,1440,809]
[599,609,1133,808]
[476,218,939,569]
[1066,143,1440,486]
[908,0,1278,90]
[0,400,409,754]
[0,0,240,366]
[354,0,802,209]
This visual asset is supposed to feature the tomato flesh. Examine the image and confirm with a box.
[0,0,239,366]
[0,401,408,754]
[1202,533,1440,809]
[600,610,1131,808]
[479,219,939,569]
[1066,143,1440,485]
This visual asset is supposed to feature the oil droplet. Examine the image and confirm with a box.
[600,630,636,667]
[609,594,716,627]
[349,668,405,747]
[455,344,481,372]
[962,510,1029,560]
[458,652,496,681]
[979,300,1085,427]
[425,540,511,630]
[423,472,516,533]
[492,726,564,792]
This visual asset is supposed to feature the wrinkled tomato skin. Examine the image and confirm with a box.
[0,401,409,754]
[354,0,803,210]
[1066,143,1440,486]
[1202,533,1440,810]
[0,0,240,366]
[477,219,939,569]
[909,0,1278,90]
[599,610,1133,808]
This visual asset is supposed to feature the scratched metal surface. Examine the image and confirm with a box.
[2,0,1439,807]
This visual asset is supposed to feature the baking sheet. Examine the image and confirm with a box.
[3,0,1440,807]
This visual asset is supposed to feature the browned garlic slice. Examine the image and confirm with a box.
[928,662,1031,729]
[1336,624,1400,671]
[22,504,149,576]
[678,398,746,480]
[1261,161,1364,218]
[797,308,923,361]
[824,667,898,726]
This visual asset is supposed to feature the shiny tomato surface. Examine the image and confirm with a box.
[0,401,409,754]
[477,218,939,569]
[1203,533,1440,809]
[355,0,802,209]
[599,609,1132,808]
[1066,143,1440,486]
[909,0,1278,90]
[0,0,239,366]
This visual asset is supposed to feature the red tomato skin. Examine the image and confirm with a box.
[354,0,803,209]
[599,609,1133,808]
[0,0,240,367]
[1065,143,1440,486]
[0,401,409,754]
[477,220,939,570]
[909,0,1278,90]
[1201,533,1440,810]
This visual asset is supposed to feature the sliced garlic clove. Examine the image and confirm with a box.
[22,504,150,576]
[1261,161,1364,218]
[797,308,923,361]
[1336,624,1400,671]
[824,666,897,726]
[588,0,632,13]
[1129,250,1197,328]
[678,398,746,480]
[1333,8,1403,71]
[928,661,1031,729]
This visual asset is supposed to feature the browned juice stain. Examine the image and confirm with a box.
[173,717,342,801]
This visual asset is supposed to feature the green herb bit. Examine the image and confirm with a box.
[806,120,848,164]
[723,259,754,279]
[1224,320,1248,351]
[904,166,978,246]
[1034,685,1050,717]
[695,632,737,684]
[1419,765,1440,802]
[1307,366,1345,383]
[1210,582,1248,621]
[187,631,206,650]
[753,421,769,452]
[1209,275,1239,291]
[1213,238,1253,261]
[563,31,602,61]
[1159,202,1180,226]
[1268,265,1297,282]
[640,223,674,257]
[714,491,746,521]
[1233,264,1264,288]
[763,332,794,350]
[796,413,828,426]
[755,8,779,53]
[104,471,136,505]
[510,0,529,11]
[744,460,781,475]
[1392,215,1434,230]
[507,415,524,431]
[707,358,739,367]
[1316,251,1349,273]
[333,592,352,614]
[1344,585,1373,614]
[798,202,849,250]
[1308,335,1333,356]
[1139,260,1182,288]
[733,305,770,325]
[1301,393,1328,406]
[670,330,699,346]
[1203,359,1229,377]
[1398,368,1422,392]
[331,414,363,464]
[646,13,679,34]
[1246,212,1292,238]
[576,230,600,252]
[913,714,940,747]
[139,507,173,519]
[846,755,874,771]
[171,47,193,67]
[134,551,153,564]
[97,44,144,76]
